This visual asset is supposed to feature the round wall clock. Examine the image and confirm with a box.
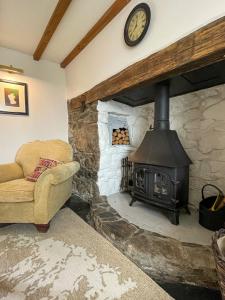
[124,3,151,47]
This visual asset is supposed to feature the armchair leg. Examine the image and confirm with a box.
[35,223,50,233]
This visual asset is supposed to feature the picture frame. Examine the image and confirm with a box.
[0,79,28,115]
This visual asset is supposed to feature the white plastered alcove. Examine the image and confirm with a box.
[97,100,153,196]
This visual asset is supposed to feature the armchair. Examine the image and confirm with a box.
[0,140,80,232]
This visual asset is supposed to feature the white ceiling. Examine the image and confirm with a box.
[0,0,115,64]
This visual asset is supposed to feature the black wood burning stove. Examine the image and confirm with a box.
[129,81,192,225]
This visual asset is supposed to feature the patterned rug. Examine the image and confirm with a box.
[0,208,172,299]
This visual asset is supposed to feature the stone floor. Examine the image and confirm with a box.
[108,192,213,245]
[66,197,90,222]
[67,196,222,300]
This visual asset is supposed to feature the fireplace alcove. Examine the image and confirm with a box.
[68,18,225,292]
[69,82,225,290]
[68,67,225,291]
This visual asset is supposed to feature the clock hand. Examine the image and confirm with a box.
[134,19,145,36]
[131,19,138,35]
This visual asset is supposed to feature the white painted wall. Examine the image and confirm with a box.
[65,0,225,99]
[97,100,153,196]
[0,47,67,163]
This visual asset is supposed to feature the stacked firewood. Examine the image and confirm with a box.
[112,128,130,145]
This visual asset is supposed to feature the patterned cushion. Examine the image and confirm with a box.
[39,158,59,168]
[26,158,60,182]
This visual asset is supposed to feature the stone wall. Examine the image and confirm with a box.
[170,84,225,208]
[68,102,100,202]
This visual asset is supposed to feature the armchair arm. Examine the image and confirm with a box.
[37,161,80,186]
[33,161,80,224]
[0,162,24,183]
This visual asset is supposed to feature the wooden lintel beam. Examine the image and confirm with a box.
[61,0,131,68]
[69,16,225,110]
[33,0,72,61]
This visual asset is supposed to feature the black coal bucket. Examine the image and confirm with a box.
[199,184,225,231]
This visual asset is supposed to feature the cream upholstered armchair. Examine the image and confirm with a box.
[0,140,80,232]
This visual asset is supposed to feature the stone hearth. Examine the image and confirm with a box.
[90,194,217,289]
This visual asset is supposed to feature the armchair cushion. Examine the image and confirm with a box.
[0,163,24,183]
[0,178,35,203]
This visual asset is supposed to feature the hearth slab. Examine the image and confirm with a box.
[108,192,213,245]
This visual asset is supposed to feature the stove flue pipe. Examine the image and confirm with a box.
[154,81,170,130]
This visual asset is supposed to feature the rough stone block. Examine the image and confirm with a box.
[101,219,138,244]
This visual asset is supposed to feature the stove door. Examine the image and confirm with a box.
[133,166,149,198]
[149,168,174,207]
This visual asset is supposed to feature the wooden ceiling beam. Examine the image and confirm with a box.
[60,0,131,68]
[69,16,225,110]
[33,0,72,61]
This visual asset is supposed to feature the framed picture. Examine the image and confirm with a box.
[0,79,28,115]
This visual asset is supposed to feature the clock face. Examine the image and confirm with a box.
[124,3,151,47]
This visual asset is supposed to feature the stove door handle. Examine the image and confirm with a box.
[171,198,179,204]
[171,179,180,186]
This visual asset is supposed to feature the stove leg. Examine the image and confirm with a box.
[170,211,179,225]
[129,198,136,206]
[185,206,191,215]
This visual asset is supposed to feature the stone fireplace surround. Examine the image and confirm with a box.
[68,83,225,289]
